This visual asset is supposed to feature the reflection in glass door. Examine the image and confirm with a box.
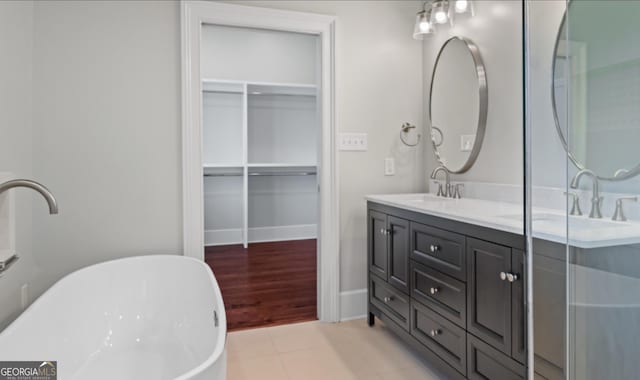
[527,1,640,379]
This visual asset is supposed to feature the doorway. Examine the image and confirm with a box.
[181,2,339,325]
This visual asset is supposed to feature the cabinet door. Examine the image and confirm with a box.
[467,238,512,355]
[467,334,525,380]
[368,210,388,280]
[387,216,410,294]
[533,248,566,380]
[511,249,526,363]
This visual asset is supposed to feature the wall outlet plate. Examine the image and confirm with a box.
[460,134,475,152]
[339,133,368,151]
[384,158,395,176]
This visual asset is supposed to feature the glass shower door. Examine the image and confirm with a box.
[527,1,640,379]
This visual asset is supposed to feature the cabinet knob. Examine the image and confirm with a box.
[500,272,519,282]
[429,244,440,253]
[506,273,519,282]
[429,287,440,295]
[429,329,441,337]
[380,228,392,236]
[383,296,394,303]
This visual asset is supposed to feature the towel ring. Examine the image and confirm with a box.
[400,122,421,147]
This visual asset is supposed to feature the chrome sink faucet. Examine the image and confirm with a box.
[0,179,58,214]
[570,169,602,219]
[430,166,451,197]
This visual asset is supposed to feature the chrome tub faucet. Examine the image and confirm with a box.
[0,179,58,214]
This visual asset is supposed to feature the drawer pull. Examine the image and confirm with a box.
[429,287,440,295]
[383,296,394,303]
[429,329,441,337]
[429,244,440,253]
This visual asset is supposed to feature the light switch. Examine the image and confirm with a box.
[339,133,368,151]
[385,158,395,176]
[460,135,475,152]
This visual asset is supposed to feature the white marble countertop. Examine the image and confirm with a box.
[366,193,640,249]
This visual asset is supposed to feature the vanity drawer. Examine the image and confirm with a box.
[411,302,466,375]
[411,261,466,327]
[370,275,410,330]
[410,222,466,281]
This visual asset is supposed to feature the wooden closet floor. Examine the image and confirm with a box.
[205,239,317,331]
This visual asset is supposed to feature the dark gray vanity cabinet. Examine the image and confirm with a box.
[369,210,389,280]
[368,210,410,295]
[467,239,526,364]
[532,239,566,380]
[367,202,526,380]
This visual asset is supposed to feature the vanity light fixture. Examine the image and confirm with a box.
[413,4,434,40]
[413,0,474,39]
[430,0,451,25]
[453,0,474,16]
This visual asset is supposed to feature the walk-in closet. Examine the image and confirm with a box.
[201,24,320,330]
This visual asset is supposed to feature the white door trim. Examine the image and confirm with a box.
[181,1,340,322]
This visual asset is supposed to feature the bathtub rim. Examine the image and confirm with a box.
[0,254,227,380]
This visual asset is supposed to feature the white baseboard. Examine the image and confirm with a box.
[340,288,367,321]
[248,224,316,243]
[205,224,317,246]
[204,228,243,246]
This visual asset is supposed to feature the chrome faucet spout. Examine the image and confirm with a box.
[570,169,601,218]
[430,166,451,197]
[0,179,58,214]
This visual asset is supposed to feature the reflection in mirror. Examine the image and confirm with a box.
[429,36,487,174]
[553,2,640,181]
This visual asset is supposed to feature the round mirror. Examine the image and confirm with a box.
[429,36,487,174]
[552,2,640,181]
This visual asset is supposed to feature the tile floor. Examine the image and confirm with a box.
[226,318,446,380]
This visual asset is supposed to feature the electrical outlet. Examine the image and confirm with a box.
[21,283,28,309]
[385,158,395,176]
[460,134,475,152]
[339,133,368,151]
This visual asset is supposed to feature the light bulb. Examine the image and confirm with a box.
[434,10,448,24]
[413,10,434,39]
[455,0,468,13]
[419,20,430,32]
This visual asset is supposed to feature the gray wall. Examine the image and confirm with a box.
[0,0,425,327]
[31,1,183,280]
[0,1,35,330]
[423,0,523,186]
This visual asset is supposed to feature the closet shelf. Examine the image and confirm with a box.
[202,78,317,97]
[248,163,317,168]
[203,163,243,168]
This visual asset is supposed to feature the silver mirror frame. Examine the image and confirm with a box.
[429,36,488,174]
[551,4,640,181]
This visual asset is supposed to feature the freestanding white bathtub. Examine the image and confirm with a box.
[0,255,227,380]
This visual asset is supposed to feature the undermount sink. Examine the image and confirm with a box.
[392,194,452,203]
[498,212,627,231]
